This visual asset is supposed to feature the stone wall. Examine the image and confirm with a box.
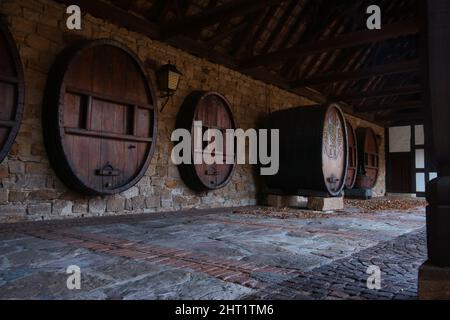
[0,0,385,223]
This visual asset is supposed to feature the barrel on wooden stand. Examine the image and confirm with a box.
[0,19,25,163]
[345,121,358,189]
[43,40,157,195]
[355,127,379,189]
[176,91,236,192]
[265,103,349,197]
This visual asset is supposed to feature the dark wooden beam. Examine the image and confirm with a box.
[357,101,423,112]
[330,85,422,102]
[244,67,326,103]
[208,22,247,46]
[375,110,424,122]
[260,0,298,54]
[54,0,323,104]
[241,20,419,68]
[161,0,284,39]
[55,0,161,39]
[291,59,420,88]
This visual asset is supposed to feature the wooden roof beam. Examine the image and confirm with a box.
[357,101,423,112]
[161,0,284,39]
[55,0,161,39]
[329,85,422,101]
[376,110,425,123]
[241,20,419,68]
[291,59,419,88]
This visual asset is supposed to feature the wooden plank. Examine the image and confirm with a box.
[357,101,423,112]
[65,128,153,143]
[0,75,18,84]
[55,0,160,39]
[0,120,15,128]
[376,110,424,122]
[66,86,154,110]
[291,60,420,88]
[241,20,420,68]
[161,0,283,39]
[330,85,422,101]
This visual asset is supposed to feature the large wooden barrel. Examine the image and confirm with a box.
[176,91,236,191]
[0,20,25,163]
[345,121,358,189]
[43,40,157,195]
[355,127,379,189]
[266,103,349,197]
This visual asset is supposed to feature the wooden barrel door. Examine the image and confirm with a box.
[0,20,25,163]
[345,121,358,189]
[356,127,379,189]
[43,40,157,195]
[322,105,348,195]
[176,92,236,191]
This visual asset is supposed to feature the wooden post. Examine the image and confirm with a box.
[418,0,450,300]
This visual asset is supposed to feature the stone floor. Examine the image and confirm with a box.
[0,203,426,300]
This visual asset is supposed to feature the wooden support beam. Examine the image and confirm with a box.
[291,60,420,88]
[375,110,424,123]
[357,101,423,112]
[241,20,419,68]
[418,1,450,296]
[55,0,161,39]
[330,85,422,102]
[244,67,327,103]
[161,0,283,39]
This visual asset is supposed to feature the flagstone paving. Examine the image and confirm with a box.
[0,205,426,300]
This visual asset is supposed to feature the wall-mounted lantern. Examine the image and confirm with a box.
[157,62,182,112]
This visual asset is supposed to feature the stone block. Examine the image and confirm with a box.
[0,166,9,179]
[308,196,344,212]
[106,198,125,212]
[8,161,25,174]
[27,203,52,216]
[8,191,27,202]
[25,162,50,174]
[72,201,88,214]
[265,195,308,208]
[0,190,8,203]
[28,189,60,200]
[0,204,27,215]
[120,187,139,199]
[89,199,106,215]
[419,261,450,300]
[131,196,146,210]
[53,200,73,216]
[145,196,160,208]
[165,180,178,189]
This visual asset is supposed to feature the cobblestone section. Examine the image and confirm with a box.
[0,207,426,300]
[245,229,427,300]
[24,228,301,290]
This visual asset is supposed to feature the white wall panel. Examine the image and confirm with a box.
[389,126,411,153]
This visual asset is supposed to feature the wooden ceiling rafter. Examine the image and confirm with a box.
[284,3,346,82]
[241,20,419,68]
[330,85,422,102]
[161,0,284,39]
[54,0,421,126]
